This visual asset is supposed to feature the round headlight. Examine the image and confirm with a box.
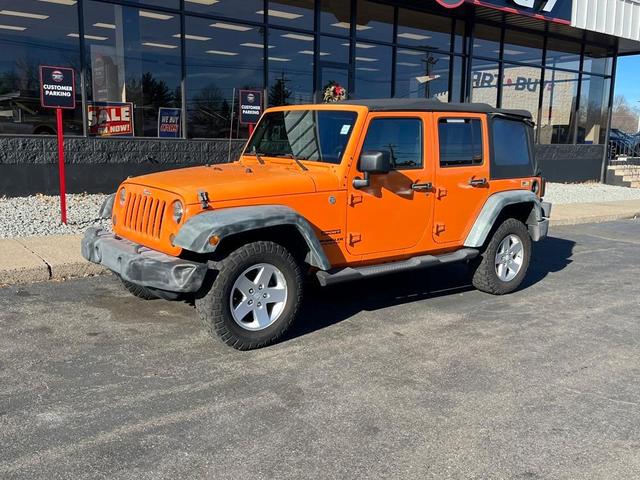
[172,200,184,224]
[119,187,126,205]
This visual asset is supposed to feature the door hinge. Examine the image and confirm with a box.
[437,187,447,199]
[349,193,363,207]
[349,233,362,245]
[434,223,446,235]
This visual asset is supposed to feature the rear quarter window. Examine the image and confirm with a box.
[490,117,535,179]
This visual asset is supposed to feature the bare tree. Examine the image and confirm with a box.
[611,95,640,133]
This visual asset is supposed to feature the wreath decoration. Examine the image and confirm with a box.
[323,82,347,103]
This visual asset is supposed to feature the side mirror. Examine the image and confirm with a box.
[353,150,392,189]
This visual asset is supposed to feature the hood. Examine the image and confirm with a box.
[125,161,320,205]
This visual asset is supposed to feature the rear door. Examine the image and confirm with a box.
[432,113,491,245]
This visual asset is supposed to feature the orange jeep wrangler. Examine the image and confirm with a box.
[82,99,551,350]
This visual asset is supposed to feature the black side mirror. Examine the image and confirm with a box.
[353,150,392,189]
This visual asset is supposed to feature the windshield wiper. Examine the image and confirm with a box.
[247,146,265,165]
[280,153,308,171]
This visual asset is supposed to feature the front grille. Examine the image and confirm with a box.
[122,192,166,239]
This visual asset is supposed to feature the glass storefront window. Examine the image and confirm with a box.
[583,45,614,77]
[268,0,314,31]
[268,29,314,106]
[503,29,543,65]
[500,64,542,120]
[83,1,181,138]
[185,16,263,139]
[126,0,179,9]
[539,70,579,144]
[451,56,464,102]
[546,37,581,71]
[472,24,501,60]
[453,19,465,54]
[185,0,264,23]
[319,35,350,63]
[578,74,611,144]
[397,8,452,53]
[471,59,499,107]
[356,0,394,43]
[355,44,392,98]
[395,52,450,102]
[0,0,81,136]
[320,0,351,35]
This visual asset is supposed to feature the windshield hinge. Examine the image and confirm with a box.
[198,190,210,209]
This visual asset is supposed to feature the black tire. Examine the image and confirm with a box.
[118,276,158,300]
[195,241,303,350]
[470,218,532,295]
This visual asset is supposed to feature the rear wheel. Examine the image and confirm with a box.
[470,218,531,295]
[196,241,303,350]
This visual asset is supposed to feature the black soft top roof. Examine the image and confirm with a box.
[341,98,532,119]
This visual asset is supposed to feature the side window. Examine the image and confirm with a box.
[491,117,535,179]
[438,118,483,167]
[361,118,423,169]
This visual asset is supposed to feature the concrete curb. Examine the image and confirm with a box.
[550,199,640,226]
[1,199,639,287]
[0,234,106,287]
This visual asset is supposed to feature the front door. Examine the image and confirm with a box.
[432,113,491,244]
[346,113,434,257]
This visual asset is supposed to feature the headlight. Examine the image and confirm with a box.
[172,200,184,224]
[119,187,126,205]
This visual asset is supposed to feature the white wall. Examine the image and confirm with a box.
[572,0,640,42]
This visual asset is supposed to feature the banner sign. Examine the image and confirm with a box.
[158,107,181,138]
[239,89,263,125]
[438,0,572,24]
[88,102,134,137]
[40,66,75,109]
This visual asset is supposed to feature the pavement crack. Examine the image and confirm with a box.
[564,387,640,408]
[13,239,52,279]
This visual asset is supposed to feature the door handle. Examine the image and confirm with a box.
[468,177,488,187]
[411,182,433,192]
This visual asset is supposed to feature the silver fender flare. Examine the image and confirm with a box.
[173,205,331,270]
[464,191,549,247]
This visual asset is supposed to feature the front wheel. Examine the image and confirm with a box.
[470,218,532,295]
[195,241,303,350]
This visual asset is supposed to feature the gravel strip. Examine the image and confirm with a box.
[544,182,640,205]
[1,183,640,238]
[0,194,111,238]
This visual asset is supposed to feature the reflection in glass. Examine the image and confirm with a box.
[356,0,394,43]
[503,30,543,65]
[185,16,262,139]
[268,29,314,106]
[578,75,611,144]
[355,44,392,99]
[539,70,579,144]
[471,59,499,107]
[268,0,314,30]
[395,52,450,102]
[0,0,81,135]
[319,35,350,64]
[83,1,181,137]
[397,9,452,53]
[185,0,263,22]
[472,24,501,60]
[501,64,542,120]
[546,38,581,71]
[246,110,358,164]
[362,118,423,169]
[320,0,351,35]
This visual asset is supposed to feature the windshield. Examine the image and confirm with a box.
[245,110,358,165]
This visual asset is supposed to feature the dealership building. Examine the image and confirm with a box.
[1,0,640,195]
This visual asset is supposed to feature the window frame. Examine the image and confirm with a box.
[437,117,484,168]
[360,116,424,171]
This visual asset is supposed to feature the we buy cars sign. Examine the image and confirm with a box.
[88,102,134,136]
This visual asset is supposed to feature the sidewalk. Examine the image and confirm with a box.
[1,199,639,286]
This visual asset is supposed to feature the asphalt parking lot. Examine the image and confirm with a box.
[1,220,640,480]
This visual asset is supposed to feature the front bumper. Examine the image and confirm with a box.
[81,227,208,293]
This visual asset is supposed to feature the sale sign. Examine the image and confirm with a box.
[87,102,134,136]
[158,107,181,138]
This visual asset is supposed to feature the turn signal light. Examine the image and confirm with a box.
[208,235,220,246]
